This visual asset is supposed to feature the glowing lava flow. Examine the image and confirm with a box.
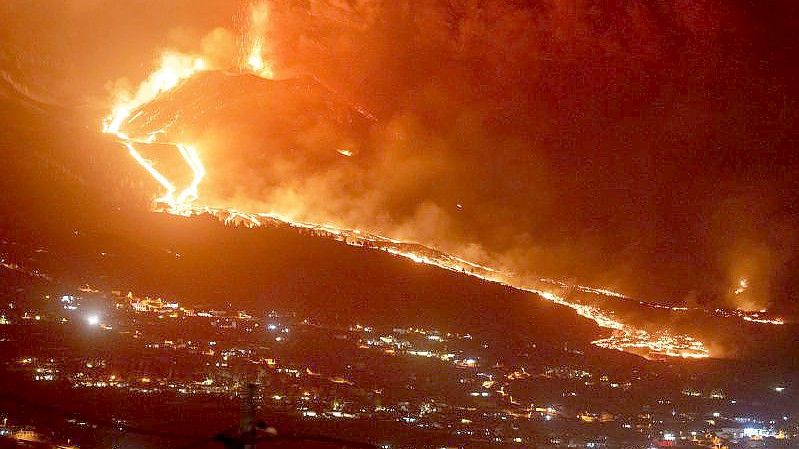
[101,3,713,360]
[103,52,207,136]
[103,2,276,213]
[124,205,716,360]
[103,51,209,214]
[538,278,784,327]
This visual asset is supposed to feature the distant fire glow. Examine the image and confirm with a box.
[99,1,721,360]
[734,278,749,295]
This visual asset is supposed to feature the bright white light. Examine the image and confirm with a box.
[775,386,785,392]
[743,428,761,437]
[87,315,99,326]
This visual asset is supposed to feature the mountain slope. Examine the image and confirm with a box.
[1,73,796,366]
[0,86,607,357]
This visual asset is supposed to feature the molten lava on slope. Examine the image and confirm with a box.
[98,1,766,361]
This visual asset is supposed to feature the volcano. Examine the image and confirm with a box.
[124,71,374,174]
[0,65,794,364]
[1,51,798,449]
[99,66,799,361]
[125,71,374,138]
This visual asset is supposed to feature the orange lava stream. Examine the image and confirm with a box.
[208,207,712,358]
[103,50,209,214]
